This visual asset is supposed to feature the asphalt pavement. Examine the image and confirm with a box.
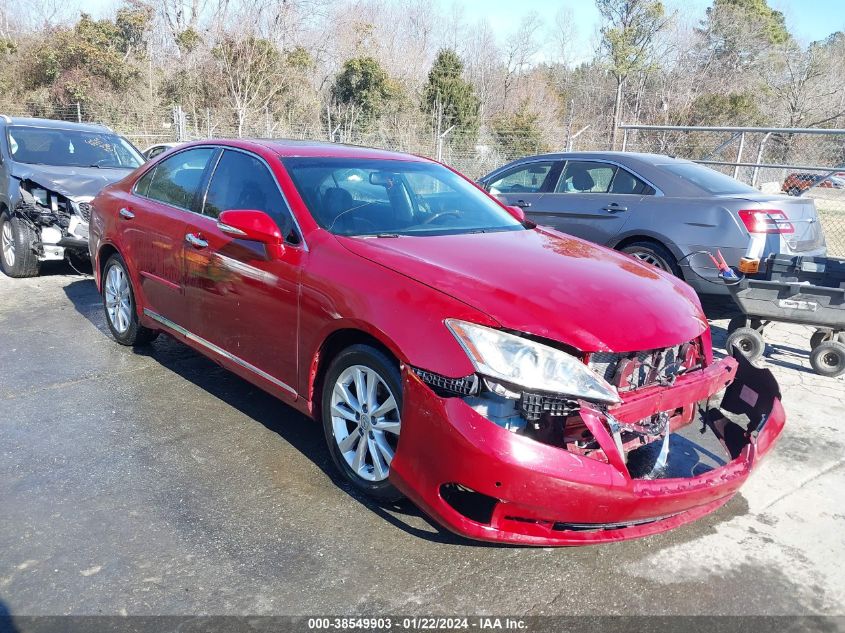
[0,264,843,617]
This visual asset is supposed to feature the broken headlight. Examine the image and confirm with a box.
[445,319,621,405]
[30,187,49,206]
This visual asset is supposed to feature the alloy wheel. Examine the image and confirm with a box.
[330,364,401,482]
[105,264,132,334]
[1,220,15,267]
[630,250,667,271]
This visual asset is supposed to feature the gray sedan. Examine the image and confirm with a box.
[479,152,827,295]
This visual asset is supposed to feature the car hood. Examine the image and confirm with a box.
[12,163,134,200]
[337,228,707,353]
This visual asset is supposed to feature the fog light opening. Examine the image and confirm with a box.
[439,483,498,525]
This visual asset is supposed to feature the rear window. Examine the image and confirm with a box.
[660,162,757,195]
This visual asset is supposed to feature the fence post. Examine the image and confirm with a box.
[75,102,81,123]
[733,132,746,180]
[172,105,186,142]
[751,132,772,188]
[621,128,629,152]
[437,125,455,163]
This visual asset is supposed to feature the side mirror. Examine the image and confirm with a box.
[217,209,285,257]
[505,205,536,229]
[506,205,526,223]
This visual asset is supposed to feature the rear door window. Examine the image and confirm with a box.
[555,161,616,193]
[143,147,216,210]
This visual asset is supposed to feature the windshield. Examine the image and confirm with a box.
[283,157,524,237]
[7,126,144,169]
[659,161,757,195]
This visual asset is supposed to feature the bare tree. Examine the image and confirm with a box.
[214,30,285,136]
[596,0,672,149]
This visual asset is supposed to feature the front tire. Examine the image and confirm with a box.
[620,241,682,278]
[321,344,403,503]
[0,211,40,278]
[102,254,158,346]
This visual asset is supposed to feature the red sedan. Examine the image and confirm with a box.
[89,139,785,546]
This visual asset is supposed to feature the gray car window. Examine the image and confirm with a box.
[556,161,615,193]
[488,162,554,195]
[660,162,757,194]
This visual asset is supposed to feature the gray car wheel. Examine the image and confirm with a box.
[0,211,40,278]
[620,241,682,278]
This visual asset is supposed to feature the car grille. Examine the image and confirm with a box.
[588,341,700,392]
[77,202,92,221]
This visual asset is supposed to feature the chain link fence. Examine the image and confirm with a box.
[4,101,844,257]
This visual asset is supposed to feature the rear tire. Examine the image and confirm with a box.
[726,327,765,361]
[620,241,682,278]
[321,344,403,503]
[0,211,40,278]
[102,253,158,346]
[810,342,845,378]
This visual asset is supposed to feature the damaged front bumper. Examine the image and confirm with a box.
[13,181,91,261]
[389,352,784,546]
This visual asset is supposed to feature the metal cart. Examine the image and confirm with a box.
[724,255,845,377]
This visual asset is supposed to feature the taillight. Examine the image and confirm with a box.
[738,209,794,234]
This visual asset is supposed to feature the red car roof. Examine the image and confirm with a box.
[185,138,429,162]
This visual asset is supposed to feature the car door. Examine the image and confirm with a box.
[484,160,559,212]
[528,160,653,245]
[182,148,304,395]
[121,146,216,323]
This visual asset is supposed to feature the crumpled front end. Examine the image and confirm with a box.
[12,179,91,262]
[389,350,784,546]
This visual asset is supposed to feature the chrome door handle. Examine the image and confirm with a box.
[514,200,532,209]
[119,208,135,219]
[603,204,628,212]
[185,233,208,249]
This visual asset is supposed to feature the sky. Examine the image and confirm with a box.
[439,0,845,50]
[33,0,845,52]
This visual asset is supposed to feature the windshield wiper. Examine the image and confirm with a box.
[375,233,401,238]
